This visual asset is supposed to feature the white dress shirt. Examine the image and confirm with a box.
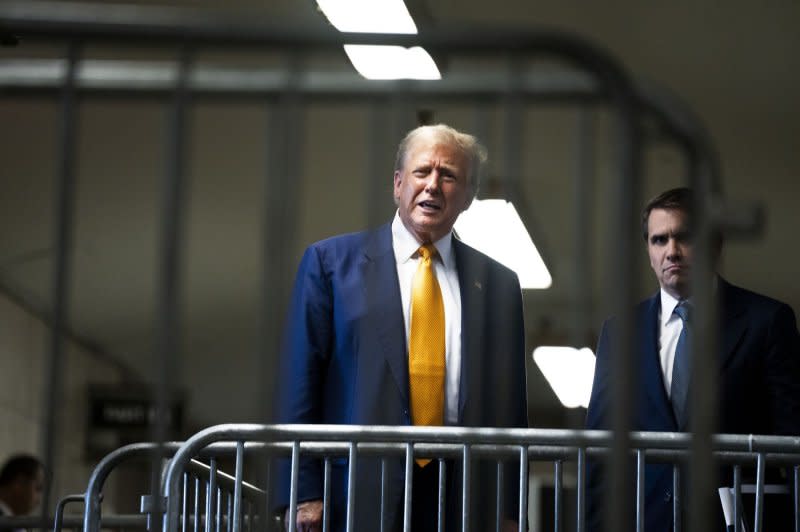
[391,212,462,425]
[658,289,684,397]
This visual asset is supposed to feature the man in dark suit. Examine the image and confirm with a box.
[274,124,528,532]
[585,187,800,531]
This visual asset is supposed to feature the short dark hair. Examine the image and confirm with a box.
[641,187,692,241]
[0,455,42,486]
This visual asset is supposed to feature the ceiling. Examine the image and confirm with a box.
[1,0,798,429]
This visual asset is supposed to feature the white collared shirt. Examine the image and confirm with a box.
[391,212,462,425]
[658,289,685,397]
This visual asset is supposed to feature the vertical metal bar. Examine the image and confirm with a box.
[259,56,306,425]
[346,442,357,532]
[403,444,413,532]
[215,488,222,532]
[686,148,719,532]
[673,465,681,532]
[438,459,447,532]
[754,454,765,532]
[572,106,595,347]
[206,459,218,532]
[496,461,503,532]
[193,476,200,532]
[157,44,192,532]
[232,441,244,532]
[554,460,563,532]
[262,457,271,532]
[576,448,586,532]
[323,458,331,532]
[733,465,741,532]
[367,100,392,227]
[379,458,387,532]
[518,446,529,532]
[606,73,643,532]
[462,444,471,532]
[226,493,232,532]
[182,473,189,532]
[40,40,80,530]
[288,441,300,532]
[635,450,645,532]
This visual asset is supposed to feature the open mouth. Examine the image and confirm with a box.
[418,201,441,211]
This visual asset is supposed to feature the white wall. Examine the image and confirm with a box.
[0,291,123,511]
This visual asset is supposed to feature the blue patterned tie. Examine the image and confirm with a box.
[671,301,692,430]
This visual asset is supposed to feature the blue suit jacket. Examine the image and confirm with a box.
[585,278,800,532]
[274,223,528,531]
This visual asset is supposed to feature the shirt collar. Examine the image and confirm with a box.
[658,274,719,326]
[659,288,683,327]
[391,211,454,268]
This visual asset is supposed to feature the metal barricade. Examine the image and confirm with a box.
[157,424,800,532]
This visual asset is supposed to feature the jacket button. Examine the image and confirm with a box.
[664,490,672,502]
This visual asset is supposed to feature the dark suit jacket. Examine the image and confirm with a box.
[585,278,800,532]
[274,223,528,531]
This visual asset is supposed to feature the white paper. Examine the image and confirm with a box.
[718,487,748,531]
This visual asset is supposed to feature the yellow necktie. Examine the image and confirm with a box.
[408,244,445,467]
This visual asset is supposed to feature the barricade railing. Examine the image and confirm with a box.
[158,424,800,532]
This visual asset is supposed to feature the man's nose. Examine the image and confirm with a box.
[424,172,441,191]
[666,238,681,259]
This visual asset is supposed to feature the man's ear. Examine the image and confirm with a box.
[393,171,401,202]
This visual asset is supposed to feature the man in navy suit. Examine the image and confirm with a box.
[585,187,800,531]
[274,124,528,532]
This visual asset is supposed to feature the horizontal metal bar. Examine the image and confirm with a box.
[0,59,600,99]
[162,423,800,453]
[1,514,149,528]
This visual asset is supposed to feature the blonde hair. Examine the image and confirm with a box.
[394,124,487,196]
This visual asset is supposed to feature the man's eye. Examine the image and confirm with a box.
[651,236,667,245]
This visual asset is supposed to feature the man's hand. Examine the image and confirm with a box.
[284,499,323,532]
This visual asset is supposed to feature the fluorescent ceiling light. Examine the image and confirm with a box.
[533,346,596,408]
[454,199,552,289]
[317,0,417,34]
[343,45,441,80]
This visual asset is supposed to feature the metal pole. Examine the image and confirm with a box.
[154,44,192,531]
[554,460,563,532]
[41,40,80,530]
[345,442,357,532]
[232,442,244,532]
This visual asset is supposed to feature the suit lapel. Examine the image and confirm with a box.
[361,224,410,410]
[640,294,677,427]
[718,279,748,371]
[453,239,483,424]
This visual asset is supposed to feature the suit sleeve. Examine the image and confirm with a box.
[502,272,528,523]
[586,319,613,431]
[764,303,800,436]
[585,318,613,532]
[273,245,333,509]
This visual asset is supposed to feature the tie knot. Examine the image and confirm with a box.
[418,244,437,262]
[673,300,691,322]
